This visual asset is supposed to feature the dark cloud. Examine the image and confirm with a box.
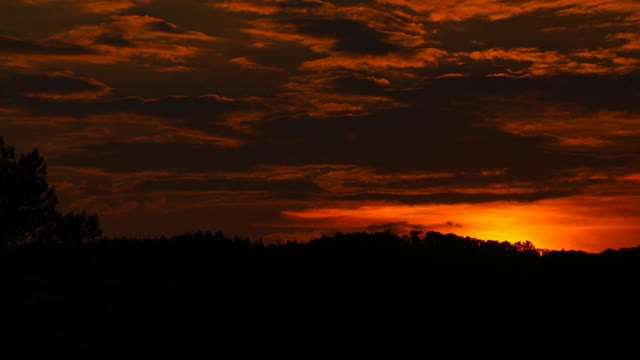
[146,19,187,34]
[133,178,324,199]
[3,0,640,249]
[399,75,640,115]
[0,34,95,55]
[0,71,110,99]
[94,33,135,47]
[432,10,635,53]
[52,104,624,179]
[7,94,262,123]
[327,75,392,96]
[333,189,582,205]
[363,221,463,234]
[293,18,405,55]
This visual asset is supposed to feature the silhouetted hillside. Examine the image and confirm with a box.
[2,230,640,359]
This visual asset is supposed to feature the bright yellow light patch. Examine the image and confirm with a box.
[283,196,640,252]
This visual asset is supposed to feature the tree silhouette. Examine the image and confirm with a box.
[48,211,102,247]
[0,137,58,249]
[0,137,101,249]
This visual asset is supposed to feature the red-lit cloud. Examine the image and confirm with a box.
[229,57,282,72]
[377,0,640,22]
[2,0,640,251]
[493,110,640,150]
[0,14,218,70]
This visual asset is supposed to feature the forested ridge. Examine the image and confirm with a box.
[3,230,640,359]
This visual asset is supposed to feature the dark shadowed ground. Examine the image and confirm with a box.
[2,231,640,359]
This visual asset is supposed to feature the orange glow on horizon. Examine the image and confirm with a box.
[283,196,640,253]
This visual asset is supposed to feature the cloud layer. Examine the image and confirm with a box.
[2,0,640,251]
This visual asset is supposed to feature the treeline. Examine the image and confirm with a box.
[23,227,638,266]
[3,229,640,359]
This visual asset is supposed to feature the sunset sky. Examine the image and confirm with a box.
[2,0,640,252]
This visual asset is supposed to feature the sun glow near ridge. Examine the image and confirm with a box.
[283,196,640,253]
[4,0,640,253]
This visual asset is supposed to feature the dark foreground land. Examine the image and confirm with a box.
[2,231,640,359]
